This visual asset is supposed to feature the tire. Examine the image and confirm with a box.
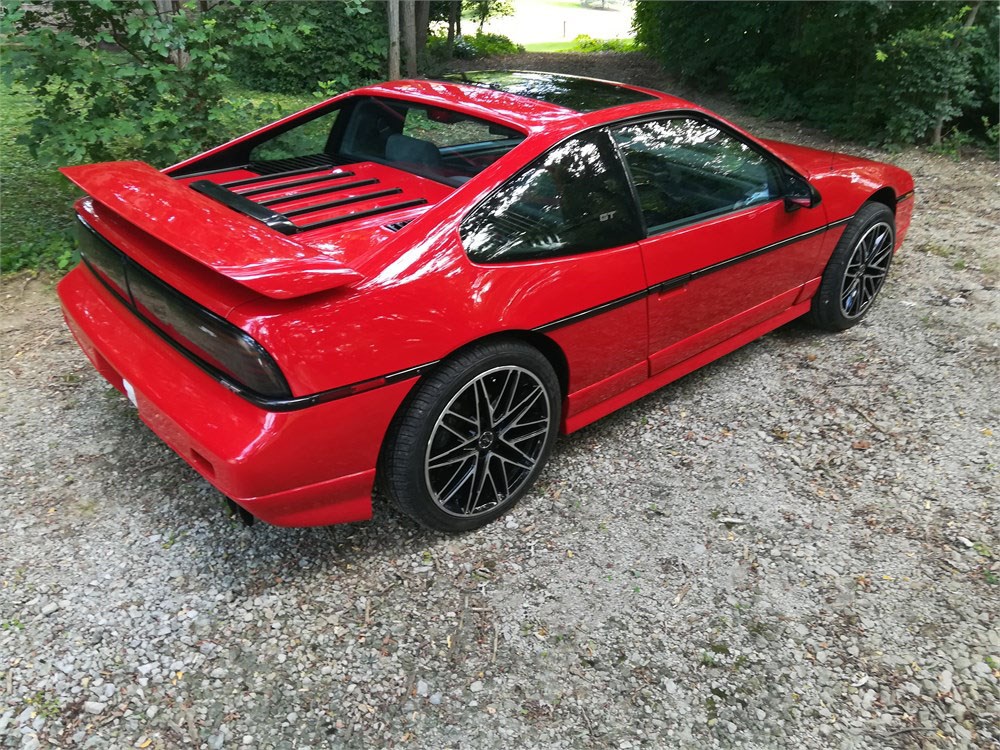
[809,202,896,331]
[378,339,561,532]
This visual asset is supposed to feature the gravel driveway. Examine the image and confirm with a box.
[2,54,998,750]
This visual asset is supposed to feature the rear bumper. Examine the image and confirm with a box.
[57,264,412,527]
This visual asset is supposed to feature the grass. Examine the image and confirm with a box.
[0,84,81,273]
[523,35,638,54]
[523,41,578,52]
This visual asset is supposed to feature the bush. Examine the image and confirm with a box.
[571,35,638,53]
[633,0,999,147]
[229,1,387,96]
[3,0,306,167]
[433,32,524,60]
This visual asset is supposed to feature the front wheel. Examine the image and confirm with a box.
[379,340,561,532]
[809,202,896,331]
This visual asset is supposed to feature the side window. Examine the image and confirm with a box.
[612,118,780,233]
[249,109,340,164]
[461,130,640,263]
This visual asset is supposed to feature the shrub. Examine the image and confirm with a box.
[229,1,387,96]
[633,0,999,147]
[3,0,305,167]
[571,35,638,53]
[430,32,524,60]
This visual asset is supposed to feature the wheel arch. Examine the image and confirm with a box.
[867,187,897,213]
[379,329,571,462]
[432,329,570,398]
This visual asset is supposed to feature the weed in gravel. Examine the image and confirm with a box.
[2,619,25,630]
[918,241,953,257]
[25,691,61,719]
[972,541,993,558]
[161,530,184,549]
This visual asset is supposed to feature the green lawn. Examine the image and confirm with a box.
[523,40,579,52]
[523,35,637,54]
[0,84,81,273]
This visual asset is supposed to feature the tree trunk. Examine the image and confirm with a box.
[387,0,400,80]
[447,0,458,50]
[153,0,190,69]
[415,0,431,62]
[402,0,417,77]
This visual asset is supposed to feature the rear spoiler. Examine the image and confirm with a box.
[60,161,364,300]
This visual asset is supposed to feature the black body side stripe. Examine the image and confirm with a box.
[534,289,648,333]
[80,214,853,412]
[535,216,853,333]
[897,190,914,202]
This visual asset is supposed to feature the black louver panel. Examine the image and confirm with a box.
[192,166,426,236]
[247,153,343,176]
[384,220,412,232]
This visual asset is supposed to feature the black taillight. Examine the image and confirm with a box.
[76,220,129,299]
[77,217,292,400]
[126,263,291,398]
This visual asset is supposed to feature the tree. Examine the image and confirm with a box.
[388,0,401,79]
[402,0,417,77]
[4,0,306,166]
[464,0,513,34]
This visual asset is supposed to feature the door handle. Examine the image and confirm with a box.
[655,274,691,297]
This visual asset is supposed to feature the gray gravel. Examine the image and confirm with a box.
[2,55,999,750]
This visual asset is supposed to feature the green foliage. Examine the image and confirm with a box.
[229,1,387,96]
[0,85,79,273]
[866,13,981,145]
[4,0,305,167]
[430,32,524,59]
[570,34,638,53]
[463,0,514,33]
[0,80,314,274]
[25,691,61,719]
[633,1,999,147]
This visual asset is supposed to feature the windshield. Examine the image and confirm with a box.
[247,96,525,187]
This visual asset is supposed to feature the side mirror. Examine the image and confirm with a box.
[783,172,821,211]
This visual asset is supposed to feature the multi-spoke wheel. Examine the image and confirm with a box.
[379,340,560,532]
[809,202,896,331]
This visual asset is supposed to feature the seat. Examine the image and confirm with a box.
[386,134,442,168]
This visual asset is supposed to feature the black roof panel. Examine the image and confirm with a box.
[440,71,658,113]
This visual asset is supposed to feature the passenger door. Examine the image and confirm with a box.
[610,117,828,374]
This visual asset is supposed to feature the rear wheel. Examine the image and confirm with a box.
[809,202,895,331]
[379,340,561,532]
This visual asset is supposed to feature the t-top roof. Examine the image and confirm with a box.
[438,70,659,113]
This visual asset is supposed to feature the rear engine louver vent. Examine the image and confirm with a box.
[384,220,412,232]
[190,166,426,236]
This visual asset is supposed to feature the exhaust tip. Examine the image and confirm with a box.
[224,498,255,527]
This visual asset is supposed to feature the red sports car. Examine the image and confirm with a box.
[58,71,914,532]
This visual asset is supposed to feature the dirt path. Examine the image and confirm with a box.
[2,53,998,750]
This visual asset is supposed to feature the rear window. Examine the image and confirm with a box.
[339,97,524,186]
[246,97,525,187]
